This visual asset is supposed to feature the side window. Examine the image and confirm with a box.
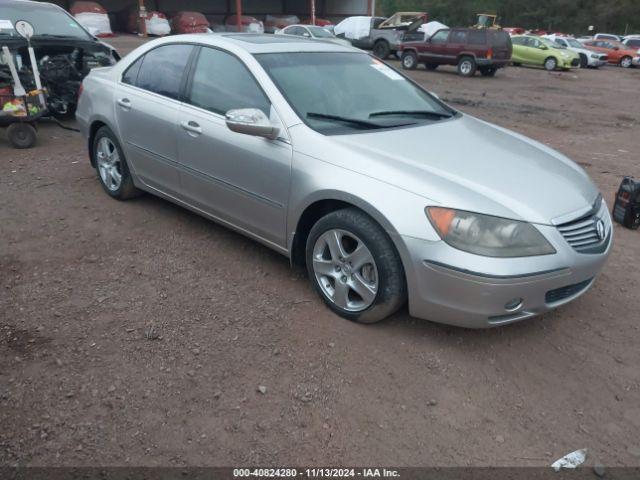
[556,39,567,46]
[136,44,194,100]
[467,30,486,45]
[430,29,450,44]
[286,26,303,36]
[511,36,524,46]
[449,30,467,43]
[122,56,143,85]
[187,47,270,116]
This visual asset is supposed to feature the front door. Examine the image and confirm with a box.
[176,46,292,247]
[115,43,194,195]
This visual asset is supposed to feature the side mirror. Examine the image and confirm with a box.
[225,108,279,140]
[540,44,548,50]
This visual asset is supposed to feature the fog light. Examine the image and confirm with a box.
[505,298,523,312]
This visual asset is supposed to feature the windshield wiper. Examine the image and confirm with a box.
[369,110,452,119]
[307,112,389,129]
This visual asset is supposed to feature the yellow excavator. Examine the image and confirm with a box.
[473,13,501,29]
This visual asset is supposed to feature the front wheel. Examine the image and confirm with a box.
[620,56,632,68]
[544,57,558,71]
[401,51,418,70]
[306,208,407,324]
[579,54,588,68]
[6,123,37,149]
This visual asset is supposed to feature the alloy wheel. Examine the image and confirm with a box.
[96,137,122,192]
[621,57,632,68]
[460,60,473,75]
[312,229,378,312]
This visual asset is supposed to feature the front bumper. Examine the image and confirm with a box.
[395,210,612,328]
[587,57,608,67]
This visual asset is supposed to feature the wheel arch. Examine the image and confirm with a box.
[289,192,401,270]
[456,52,477,62]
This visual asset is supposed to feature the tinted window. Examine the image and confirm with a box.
[136,44,193,100]
[449,30,467,43]
[511,36,525,46]
[286,26,306,36]
[430,30,450,44]
[0,3,92,40]
[467,30,486,45]
[627,39,640,47]
[187,47,270,116]
[555,39,567,46]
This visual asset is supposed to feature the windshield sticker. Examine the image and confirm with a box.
[0,20,15,30]
[370,63,403,80]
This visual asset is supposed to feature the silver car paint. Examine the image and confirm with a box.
[77,34,612,328]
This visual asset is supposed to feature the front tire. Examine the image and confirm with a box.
[401,51,418,70]
[306,208,407,324]
[544,57,558,71]
[579,53,588,68]
[93,126,141,200]
[457,56,477,77]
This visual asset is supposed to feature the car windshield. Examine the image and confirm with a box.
[256,52,454,135]
[566,39,583,48]
[308,26,334,38]
[542,38,564,49]
[0,3,92,40]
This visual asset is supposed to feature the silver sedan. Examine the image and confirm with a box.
[76,34,612,328]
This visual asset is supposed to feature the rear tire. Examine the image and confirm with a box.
[544,57,558,71]
[7,123,36,149]
[401,51,418,70]
[457,56,477,77]
[620,56,632,68]
[373,40,390,59]
[93,126,141,200]
[479,66,497,77]
[305,208,407,324]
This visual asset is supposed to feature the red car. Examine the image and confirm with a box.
[583,40,639,67]
[400,28,512,77]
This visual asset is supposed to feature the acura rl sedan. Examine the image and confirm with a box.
[76,34,612,328]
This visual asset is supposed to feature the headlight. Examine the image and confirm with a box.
[561,52,569,58]
[426,207,556,257]
[591,53,599,59]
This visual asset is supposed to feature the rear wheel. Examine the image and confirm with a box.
[544,57,558,71]
[93,126,141,200]
[424,62,439,70]
[6,123,36,149]
[620,56,632,68]
[401,51,418,70]
[479,66,497,77]
[306,208,406,324]
[457,56,477,77]
[373,40,390,59]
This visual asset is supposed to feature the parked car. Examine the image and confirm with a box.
[400,28,512,77]
[543,34,608,68]
[511,35,580,70]
[275,24,351,47]
[593,33,622,42]
[621,37,640,55]
[334,13,427,58]
[582,39,640,68]
[0,0,119,117]
[77,34,612,328]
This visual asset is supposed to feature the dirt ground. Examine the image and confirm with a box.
[1,35,640,468]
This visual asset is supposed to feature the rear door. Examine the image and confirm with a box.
[176,46,292,247]
[445,29,468,64]
[115,43,194,195]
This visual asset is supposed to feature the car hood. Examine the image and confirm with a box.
[325,115,598,225]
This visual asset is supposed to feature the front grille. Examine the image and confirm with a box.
[545,278,593,304]
[556,201,607,253]
[571,58,580,66]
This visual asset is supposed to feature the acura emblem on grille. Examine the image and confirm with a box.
[596,219,606,241]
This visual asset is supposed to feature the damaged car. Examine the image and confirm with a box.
[0,0,119,117]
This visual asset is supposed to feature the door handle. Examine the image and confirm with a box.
[180,120,202,136]
[117,98,131,109]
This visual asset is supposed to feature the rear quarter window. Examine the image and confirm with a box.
[467,30,486,45]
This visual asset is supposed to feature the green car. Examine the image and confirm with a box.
[511,35,580,71]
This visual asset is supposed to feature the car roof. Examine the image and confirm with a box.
[4,0,61,9]
[155,33,355,54]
